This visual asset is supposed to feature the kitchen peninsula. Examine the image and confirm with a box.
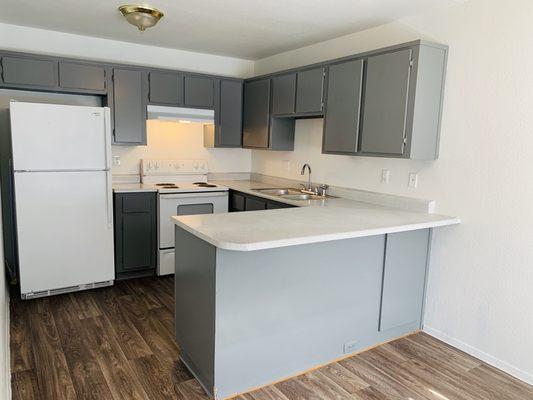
[172,181,460,399]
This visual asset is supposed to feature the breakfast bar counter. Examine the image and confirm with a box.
[171,185,459,399]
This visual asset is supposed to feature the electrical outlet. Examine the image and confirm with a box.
[343,340,358,354]
[381,169,390,184]
[282,160,290,172]
[113,155,121,166]
[408,172,418,188]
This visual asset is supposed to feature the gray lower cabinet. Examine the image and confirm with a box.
[360,49,412,156]
[323,59,364,154]
[149,71,183,105]
[1,56,58,88]
[114,192,157,279]
[379,229,430,331]
[215,79,243,147]
[112,68,147,145]
[295,67,325,114]
[243,79,295,150]
[59,62,106,92]
[229,190,295,212]
[185,76,215,108]
[271,73,296,116]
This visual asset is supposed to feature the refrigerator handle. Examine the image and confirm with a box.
[105,171,113,228]
[103,107,113,170]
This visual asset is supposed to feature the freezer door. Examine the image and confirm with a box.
[10,102,111,171]
[15,171,114,295]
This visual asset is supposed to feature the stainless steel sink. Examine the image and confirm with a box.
[253,187,334,201]
[253,188,301,196]
[280,193,328,201]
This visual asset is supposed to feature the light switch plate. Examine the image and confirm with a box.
[381,169,390,184]
[282,160,290,172]
[113,155,121,166]
[408,172,418,188]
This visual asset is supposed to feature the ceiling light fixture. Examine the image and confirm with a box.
[118,5,164,32]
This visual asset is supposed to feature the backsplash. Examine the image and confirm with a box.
[111,120,252,177]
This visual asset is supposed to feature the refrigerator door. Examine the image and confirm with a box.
[9,102,111,171]
[15,170,114,295]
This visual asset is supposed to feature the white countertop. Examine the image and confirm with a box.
[172,180,460,251]
[112,183,157,193]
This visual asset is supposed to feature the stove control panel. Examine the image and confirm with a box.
[141,159,208,175]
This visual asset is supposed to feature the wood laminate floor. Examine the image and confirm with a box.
[10,276,533,400]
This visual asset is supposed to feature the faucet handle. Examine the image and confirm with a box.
[318,184,329,196]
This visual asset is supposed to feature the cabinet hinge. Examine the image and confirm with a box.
[409,59,414,68]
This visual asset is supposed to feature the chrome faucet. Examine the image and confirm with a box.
[300,163,314,193]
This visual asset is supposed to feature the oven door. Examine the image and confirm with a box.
[158,191,228,249]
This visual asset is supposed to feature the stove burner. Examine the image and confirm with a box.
[194,182,217,188]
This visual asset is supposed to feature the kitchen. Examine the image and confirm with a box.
[1,1,533,399]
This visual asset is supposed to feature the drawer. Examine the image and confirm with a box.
[121,193,154,213]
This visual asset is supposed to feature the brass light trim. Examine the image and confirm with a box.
[118,5,164,32]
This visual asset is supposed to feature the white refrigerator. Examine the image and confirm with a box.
[9,101,115,298]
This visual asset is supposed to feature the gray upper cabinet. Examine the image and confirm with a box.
[271,73,296,115]
[1,56,58,88]
[360,49,412,156]
[323,59,364,154]
[295,67,325,114]
[112,68,147,145]
[217,79,243,147]
[149,71,183,105]
[185,76,215,108]
[59,62,106,92]
[243,79,271,149]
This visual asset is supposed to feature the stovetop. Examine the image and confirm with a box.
[152,181,228,194]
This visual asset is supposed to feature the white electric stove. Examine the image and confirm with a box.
[141,159,229,276]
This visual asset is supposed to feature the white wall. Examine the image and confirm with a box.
[252,0,533,384]
[0,23,254,78]
[112,120,251,176]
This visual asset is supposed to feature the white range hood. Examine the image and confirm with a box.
[147,105,214,123]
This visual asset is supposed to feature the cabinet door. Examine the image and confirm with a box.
[379,229,429,332]
[230,191,245,212]
[243,79,271,149]
[271,73,296,115]
[266,201,293,210]
[245,196,267,211]
[1,56,58,87]
[113,68,146,144]
[217,80,243,147]
[360,49,412,155]
[323,59,364,154]
[114,193,157,276]
[59,62,106,92]
[149,71,183,105]
[184,76,215,107]
[295,67,325,113]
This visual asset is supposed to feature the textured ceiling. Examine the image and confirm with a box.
[0,0,462,59]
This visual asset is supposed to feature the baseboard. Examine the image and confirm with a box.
[423,325,533,386]
[3,287,10,400]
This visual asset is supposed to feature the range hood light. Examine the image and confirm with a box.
[147,105,215,124]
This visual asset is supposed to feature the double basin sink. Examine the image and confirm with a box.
[253,188,332,201]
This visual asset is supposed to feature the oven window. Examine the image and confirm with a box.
[177,203,214,216]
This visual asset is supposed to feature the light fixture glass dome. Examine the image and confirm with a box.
[119,5,164,32]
